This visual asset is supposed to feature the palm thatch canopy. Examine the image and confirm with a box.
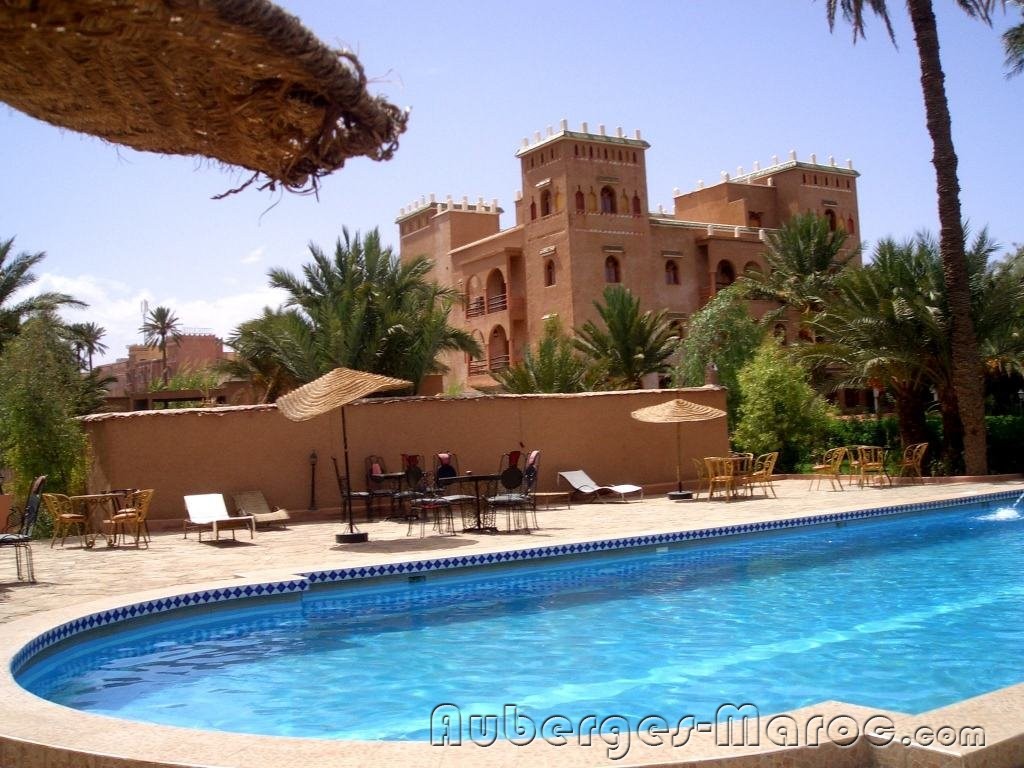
[0,0,408,194]
[276,368,410,422]
[630,398,726,424]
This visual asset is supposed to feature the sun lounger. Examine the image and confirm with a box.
[183,493,255,541]
[232,490,290,529]
[557,470,643,503]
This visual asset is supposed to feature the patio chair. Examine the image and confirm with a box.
[557,469,643,503]
[183,493,255,542]
[487,450,541,532]
[896,442,929,483]
[104,488,154,547]
[44,492,89,548]
[704,457,738,501]
[231,490,290,529]
[691,457,709,500]
[810,447,846,491]
[1,474,46,582]
[745,452,779,498]
[433,452,476,509]
[858,446,891,487]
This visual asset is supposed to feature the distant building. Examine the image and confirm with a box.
[96,331,254,411]
[397,120,861,393]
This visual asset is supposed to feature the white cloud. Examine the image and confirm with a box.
[240,247,264,265]
[30,272,287,366]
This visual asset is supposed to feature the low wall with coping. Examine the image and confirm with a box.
[81,387,729,528]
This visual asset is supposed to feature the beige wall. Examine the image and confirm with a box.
[81,388,729,528]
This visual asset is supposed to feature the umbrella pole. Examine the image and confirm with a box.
[336,405,368,543]
[667,422,692,500]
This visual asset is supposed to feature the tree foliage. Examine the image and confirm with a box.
[573,285,677,389]
[140,305,183,385]
[494,316,596,393]
[673,285,765,423]
[732,341,833,472]
[0,314,87,498]
[236,228,480,395]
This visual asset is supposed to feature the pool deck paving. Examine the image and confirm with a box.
[2,476,1024,768]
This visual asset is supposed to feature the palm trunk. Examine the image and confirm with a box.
[892,381,930,448]
[906,0,988,475]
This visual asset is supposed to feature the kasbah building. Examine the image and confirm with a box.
[397,119,862,395]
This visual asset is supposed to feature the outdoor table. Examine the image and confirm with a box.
[439,473,500,533]
[70,492,129,547]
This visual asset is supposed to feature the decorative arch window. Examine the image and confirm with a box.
[847,216,855,234]
[621,190,630,213]
[529,199,537,221]
[664,260,679,285]
[544,259,556,287]
[632,193,642,215]
[540,189,552,217]
[604,256,621,283]
[824,209,837,231]
[618,150,623,161]
[715,260,736,291]
[600,186,617,214]
[488,325,510,371]
[744,261,762,275]
[774,323,788,345]
[748,211,762,228]
[575,189,585,213]
[588,146,593,158]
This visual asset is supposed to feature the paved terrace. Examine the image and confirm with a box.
[4,477,1023,624]
[2,477,1024,768]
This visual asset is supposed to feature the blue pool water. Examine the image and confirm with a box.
[16,499,1024,740]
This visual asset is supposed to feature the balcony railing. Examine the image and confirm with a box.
[486,293,508,313]
[468,360,488,375]
[488,355,510,371]
[466,298,485,318]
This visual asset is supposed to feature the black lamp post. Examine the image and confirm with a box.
[309,450,318,510]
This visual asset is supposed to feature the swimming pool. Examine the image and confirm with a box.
[15,492,1024,742]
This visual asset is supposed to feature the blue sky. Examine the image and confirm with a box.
[2,1,1021,365]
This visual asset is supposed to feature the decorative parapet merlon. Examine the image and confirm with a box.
[396,194,502,223]
[514,118,650,157]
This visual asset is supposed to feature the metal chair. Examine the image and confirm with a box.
[1,475,47,582]
[104,488,154,546]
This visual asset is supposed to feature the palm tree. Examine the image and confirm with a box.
[823,0,1000,474]
[807,229,1024,469]
[219,308,313,403]
[494,316,595,393]
[0,236,84,356]
[1004,0,1024,75]
[66,321,107,370]
[573,285,678,389]
[140,305,183,385]
[737,212,857,329]
[257,227,480,393]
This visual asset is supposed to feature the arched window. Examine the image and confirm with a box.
[744,261,762,275]
[544,259,556,287]
[488,325,510,371]
[486,269,507,312]
[575,190,585,213]
[664,260,679,285]
[824,209,837,231]
[574,144,579,156]
[715,260,735,291]
[847,216,855,234]
[588,146,593,158]
[600,186,616,214]
[540,189,552,217]
[604,256,621,283]
[632,193,642,215]
[529,199,537,221]
[748,211,762,228]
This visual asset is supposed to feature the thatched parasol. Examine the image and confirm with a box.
[277,368,410,542]
[0,0,408,195]
[631,398,726,499]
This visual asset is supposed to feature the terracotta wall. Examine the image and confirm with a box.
[81,388,729,529]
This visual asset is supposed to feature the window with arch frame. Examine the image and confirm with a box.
[600,186,617,214]
[544,259,556,286]
[664,260,679,285]
[540,189,552,217]
[604,256,621,283]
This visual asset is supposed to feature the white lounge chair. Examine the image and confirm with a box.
[183,493,255,541]
[231,490,290,529]
[557,470,643,503]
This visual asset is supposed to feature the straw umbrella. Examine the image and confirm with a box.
[630,398,726,500]
[276,368,410,543]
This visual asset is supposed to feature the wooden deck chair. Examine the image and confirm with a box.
[232,490,290,529]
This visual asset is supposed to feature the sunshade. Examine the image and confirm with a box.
[277,368,410,422]
[277,367,410,541]
[0,0,408,194]
[631,398,726,497]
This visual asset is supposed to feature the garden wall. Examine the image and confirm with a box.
[81,387,729,529]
